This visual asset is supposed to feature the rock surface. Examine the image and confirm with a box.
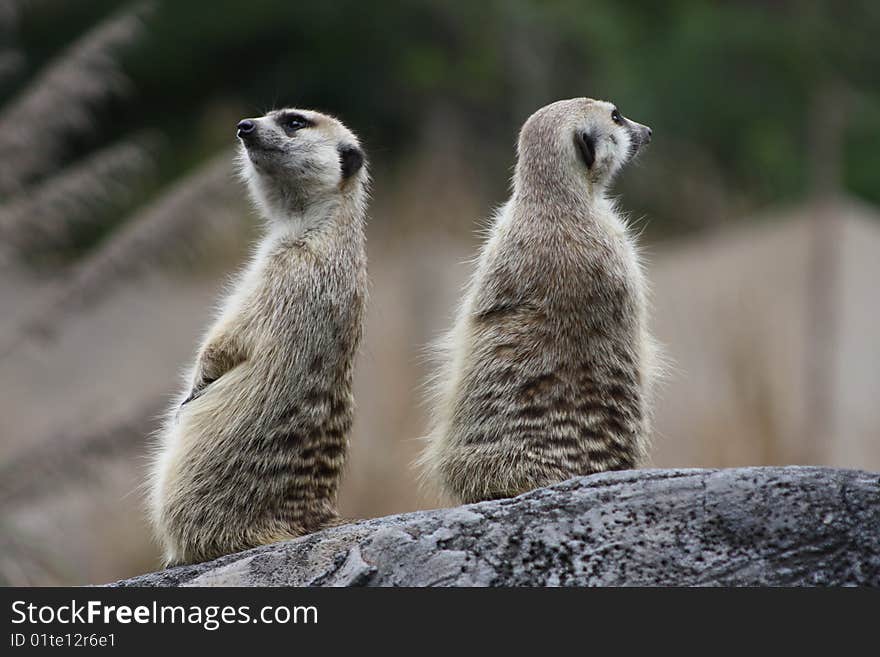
[110,467,880,586]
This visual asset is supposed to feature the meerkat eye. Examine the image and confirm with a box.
[277,113,312,134]
[611,109,623,125]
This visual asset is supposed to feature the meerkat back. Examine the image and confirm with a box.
[420,97,658,504]
[149,108,369,566]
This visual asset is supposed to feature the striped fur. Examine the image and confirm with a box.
[419,98,659,503]
[149,109,368,565]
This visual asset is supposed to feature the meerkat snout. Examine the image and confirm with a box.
[624,120,652,158]
[236,119,256,137]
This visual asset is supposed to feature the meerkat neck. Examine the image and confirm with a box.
[513,154,608,215]
[262,194,365,251]
[514,174,606,221]
[266,196,336,233]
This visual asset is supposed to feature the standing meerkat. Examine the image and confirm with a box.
[419,97,658,504]
[149,108,368,566]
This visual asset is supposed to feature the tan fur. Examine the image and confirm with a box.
[419,98,659,504]
[149,109,369,565]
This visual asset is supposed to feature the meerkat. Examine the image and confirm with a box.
[419,97,658,504]
[148,108,368,566]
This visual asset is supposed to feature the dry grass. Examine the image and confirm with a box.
[0,134,159,260]
[0,2,152,195]
[0,152,245,359]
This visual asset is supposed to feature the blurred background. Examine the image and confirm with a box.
[0,0,878,585]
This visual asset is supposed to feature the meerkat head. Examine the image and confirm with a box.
[516,97,651,196]
[236,108,366,220]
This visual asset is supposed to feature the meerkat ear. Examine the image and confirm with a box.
[576,131,596,169]
[338,144,364,179]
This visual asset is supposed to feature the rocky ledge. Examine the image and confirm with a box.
[109,466,880,587]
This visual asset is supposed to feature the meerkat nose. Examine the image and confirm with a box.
[645,127,653,143]
[237,119,256,137]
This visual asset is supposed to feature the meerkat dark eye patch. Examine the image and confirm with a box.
[338,144,363,179]
[576,131,596,169]
[277,112,314,134]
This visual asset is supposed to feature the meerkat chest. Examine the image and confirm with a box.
[228,239,364,341]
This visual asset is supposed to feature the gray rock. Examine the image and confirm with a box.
[108,467,880,586]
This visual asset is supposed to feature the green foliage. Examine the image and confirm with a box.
[6,0,880,234]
